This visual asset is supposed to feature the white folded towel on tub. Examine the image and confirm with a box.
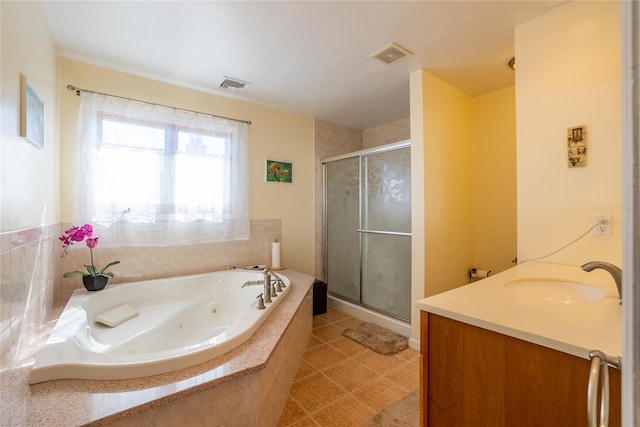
[95,304,139,327]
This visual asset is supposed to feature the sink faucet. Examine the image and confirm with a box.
[581,261,622,300]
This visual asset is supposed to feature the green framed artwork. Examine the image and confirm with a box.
[266,158,292,183]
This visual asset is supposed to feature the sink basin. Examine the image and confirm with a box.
[504,278,607,304]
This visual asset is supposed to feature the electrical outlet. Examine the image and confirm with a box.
[593,214,612,236]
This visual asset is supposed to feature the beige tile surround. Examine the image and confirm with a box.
[2,269,313,426]
[1,219,281,372]
[1,224,59,370]
[362,117,410,150]
[1,219,317,426]
[56,219,282,305]
[313,118,410,279]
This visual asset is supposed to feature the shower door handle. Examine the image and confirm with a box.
[356,229,411,236]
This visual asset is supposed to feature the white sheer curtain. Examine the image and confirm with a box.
[74,92,249,246]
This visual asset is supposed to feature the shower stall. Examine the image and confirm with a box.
[323,141,411,330]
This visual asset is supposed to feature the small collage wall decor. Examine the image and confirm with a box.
[567,125,587,167]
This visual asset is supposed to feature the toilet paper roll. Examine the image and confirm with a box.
[271,240,281,268]
[471,269,491,279]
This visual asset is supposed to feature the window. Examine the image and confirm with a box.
[74,93,249,246]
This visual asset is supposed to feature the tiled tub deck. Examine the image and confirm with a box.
[2,269,314,426]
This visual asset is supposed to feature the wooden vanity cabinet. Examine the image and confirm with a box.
[420,311,621,427]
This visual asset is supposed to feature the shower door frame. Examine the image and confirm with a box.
[322,140,411,322]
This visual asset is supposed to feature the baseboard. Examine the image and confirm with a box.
[408,337,420,351]
[327,296,411,338]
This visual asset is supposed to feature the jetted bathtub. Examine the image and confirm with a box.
[29,269,290,384]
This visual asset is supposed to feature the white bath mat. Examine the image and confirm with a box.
[95,304,139,327]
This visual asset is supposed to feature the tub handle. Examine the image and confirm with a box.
[256,293,266,310]
[587,350,620,427]
[270,282,278,298]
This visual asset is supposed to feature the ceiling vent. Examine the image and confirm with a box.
[219,76,251,93]
[370,42,413,65]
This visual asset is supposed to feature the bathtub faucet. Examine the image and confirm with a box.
[241,280,263,288]
[263,269,273,303]
[242,279,274,303]
[581,261,622,301]
[242,269,283,302]
[263,268,286,293]
[241,278,274,302]
[270,270,286,291]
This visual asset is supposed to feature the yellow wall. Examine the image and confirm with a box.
[58,59,316,274]
[472,86,517,274]
[410,69,475,307]
[410,71,516,342]
[1,1,59,231]
[515,1,622,266]
[1,0,62,368]
[423,71,475,296]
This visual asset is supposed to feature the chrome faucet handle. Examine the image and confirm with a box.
[271,270,286,288]
[256,293,266,310]
[261,268,286,296]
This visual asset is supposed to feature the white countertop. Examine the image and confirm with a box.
[414,261,622,361]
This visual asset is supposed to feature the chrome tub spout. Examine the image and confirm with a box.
[241,280,263,289]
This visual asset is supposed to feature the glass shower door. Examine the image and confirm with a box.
[360,147,411,320]
[325,157,361,303]
[324,142,412,322]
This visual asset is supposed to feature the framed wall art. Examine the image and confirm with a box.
[567,125,587,167]
[20,75,44,149]
[266,158,293,183]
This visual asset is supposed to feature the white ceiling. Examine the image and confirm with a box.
[41,1,567,130]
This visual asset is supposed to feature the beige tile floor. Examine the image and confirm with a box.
[278,308,420,426]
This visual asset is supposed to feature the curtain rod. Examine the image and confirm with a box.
[66,84,252,125]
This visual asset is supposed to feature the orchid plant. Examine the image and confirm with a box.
[59,224,120,278]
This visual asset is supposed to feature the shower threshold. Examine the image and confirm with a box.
[327,295,411,339]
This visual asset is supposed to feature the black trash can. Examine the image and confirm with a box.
[312,279,327,316]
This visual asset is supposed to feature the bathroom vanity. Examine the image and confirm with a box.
[415,261,622,427]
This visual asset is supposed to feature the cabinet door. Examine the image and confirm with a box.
[423,313,505,427]
[505,336,586,425]
[422,312,621,427]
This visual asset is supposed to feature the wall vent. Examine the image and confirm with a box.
[370,42,413,65]
[219,76,251,93]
